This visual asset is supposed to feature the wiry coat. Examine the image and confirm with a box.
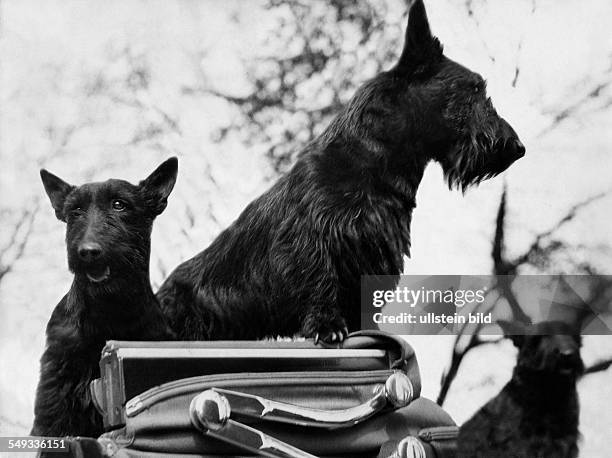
[31,159,177,437]
[32,287,171,437]
[459,321,583,458]
[159,126,422,339]
[158,0,525,342]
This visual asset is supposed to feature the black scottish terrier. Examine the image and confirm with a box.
[157,0,525,342]
[31,158,177,437]
[459,320,583,458]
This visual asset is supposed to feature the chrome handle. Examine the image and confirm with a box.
[189,372,414,457]
[190,371,413,429]
[190,390,317,458]
[209,371,414,428]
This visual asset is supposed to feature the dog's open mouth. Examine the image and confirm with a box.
[86,265,111,283]
[559,366,574,375]
[557,359,582,376]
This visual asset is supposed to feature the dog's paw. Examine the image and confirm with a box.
[301,313,349,345]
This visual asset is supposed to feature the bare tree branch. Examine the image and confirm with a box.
[437,331,504,405]
[582,358,612,376]
[0,415,28,431]
[0,200,41,283]
[512,190,611,267]
[490,187,531,323]
[437,186,611,403]
[511,1,538,88]
[537,79,612,138]
[183,0,399,173]
[492,185,510,273]
[437,293,503,405]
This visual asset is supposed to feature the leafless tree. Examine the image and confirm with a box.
[185,0,408,173]
[0,202,40,285]
[437,186,612,405]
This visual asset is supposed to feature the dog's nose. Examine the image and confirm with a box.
[560,348,576,358]
[78,242,103,262]
[557,347,578,366]
[512,139,526,158]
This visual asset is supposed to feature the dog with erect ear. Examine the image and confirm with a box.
[157,0,525,343]
[32,158,178,437]
[459,320,583,458]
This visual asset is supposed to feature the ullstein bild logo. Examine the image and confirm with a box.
[360,275,612,335]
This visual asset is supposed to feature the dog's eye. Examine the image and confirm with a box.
[111,199,127,211]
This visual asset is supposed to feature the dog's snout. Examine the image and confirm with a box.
[511,138,525,158]
[560,347,576,357]
[496,117,525,159]
[503,137,525,161]
[78,242,103,262]
[558,348,577,362]
[554,343,580,369]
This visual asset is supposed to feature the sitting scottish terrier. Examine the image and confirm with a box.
[157,0,525,342]
[31,158,177,437]
[459,320,583,457]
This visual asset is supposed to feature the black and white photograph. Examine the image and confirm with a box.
[1,0,611,456]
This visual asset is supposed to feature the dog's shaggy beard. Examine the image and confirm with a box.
[441,133,519,192]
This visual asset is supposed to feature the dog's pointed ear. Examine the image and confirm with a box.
[140,157,178,216]
[396,0,443,74]
[40,169,74,222]
[498,320,529,348]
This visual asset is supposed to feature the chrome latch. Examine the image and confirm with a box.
[189,372,414,457]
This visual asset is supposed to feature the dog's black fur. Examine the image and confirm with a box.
[157,0,525,342]
[31,158,177,437]
[458,320,583,458]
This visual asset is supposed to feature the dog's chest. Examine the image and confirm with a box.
[335,200,412,271]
